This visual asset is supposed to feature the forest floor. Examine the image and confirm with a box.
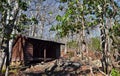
[7,51,106,76]
[8,61,104,76]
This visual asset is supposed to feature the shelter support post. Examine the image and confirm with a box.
[44,49,46,62]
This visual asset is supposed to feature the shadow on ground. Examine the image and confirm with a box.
[22,61,81,76]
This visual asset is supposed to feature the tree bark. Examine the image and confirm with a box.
[64,36,68,54]
[0,0,19,75]
[100,23,110,74]
[81,15,87,60]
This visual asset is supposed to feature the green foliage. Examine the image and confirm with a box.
[59,5,64,11]
[109,24,120,50]
[20,14,27,21]
[60,0,67,3]
[31,17,38,24]
[48,11,53,15]
[67,40,78,49]
[112,24,120,36]
[53,0,101,38]
[89,37,101,51]
[0,0,7,3]
[0,5,4,12]
[15,13,37,33]
[1,65,6,74]
[0,0,9,12]
[111,69,120,76]
[50,25,56,31]
[56,15,62,21]
[18,0,28,11]
[0,0,38,38]
[53,1,79,37]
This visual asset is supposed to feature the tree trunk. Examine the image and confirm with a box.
[64,36,68,54]
[5,40,9,76]
[0,0,19,75]
[81,16,87,60]
[99,23,110,74]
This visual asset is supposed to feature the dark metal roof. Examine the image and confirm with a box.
[26,36,65,45]
[14,34,65,45]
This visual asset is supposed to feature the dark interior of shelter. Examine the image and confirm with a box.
[24,38,60,64]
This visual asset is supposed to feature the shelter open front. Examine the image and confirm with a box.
[11,35,64,65]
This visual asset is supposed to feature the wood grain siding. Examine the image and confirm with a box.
[12,37,24,62]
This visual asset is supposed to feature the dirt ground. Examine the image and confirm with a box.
[8,57,104,76]
[1,51,105,76]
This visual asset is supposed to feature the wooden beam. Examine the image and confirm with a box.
[44,49,46,62]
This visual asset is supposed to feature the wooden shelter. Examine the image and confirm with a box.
[11,35,64,65]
